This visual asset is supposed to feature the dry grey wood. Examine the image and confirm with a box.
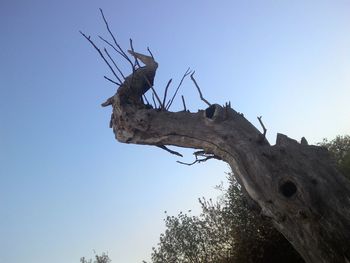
[101,52,350,263]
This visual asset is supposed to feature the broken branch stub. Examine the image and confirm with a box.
[100,51,350,263]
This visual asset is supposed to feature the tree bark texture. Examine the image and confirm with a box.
[103,53,350,263]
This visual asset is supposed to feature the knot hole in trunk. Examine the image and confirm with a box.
[279,180,297,198]
[204,104,224,121]
[205,104,216,119]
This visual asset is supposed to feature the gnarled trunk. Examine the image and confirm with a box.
[102,52,350,263]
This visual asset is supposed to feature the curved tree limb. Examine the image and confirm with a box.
[190,71,211,107]
[81,11,350,260]
[98,50,350,263]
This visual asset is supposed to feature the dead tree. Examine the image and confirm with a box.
[81,16,350,262]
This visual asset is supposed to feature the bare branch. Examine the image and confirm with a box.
[103,49,122,83]
[190,71,211,107]
[80,31,121,83]
[162,79,172,110]
[165,99,172,110]
[166,68,192,110]
[143,95,151,106]
[104,48,125,80]
[99,8,135,69]
[143,77,163,107]
[152,93,157,108]
[257,116,267,136]
[157,145,183,157]
[257,116,267,142]
[147,47,154,59]
[177,159,201,166]
[177,155,218,166]
[98,36,128,61]
[104,76,120,85]
[181,95,187,111]
[129,38,141,68]
[177,151,220,165]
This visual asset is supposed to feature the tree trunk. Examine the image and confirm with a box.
[102,53,350,263]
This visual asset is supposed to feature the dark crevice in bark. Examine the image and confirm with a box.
[279,180,297,198]
[205,105,216,119]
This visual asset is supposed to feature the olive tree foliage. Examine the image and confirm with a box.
[147,174,303,263]
[319,135,350,179]
[80,253,111,263]
[148,198,234,263]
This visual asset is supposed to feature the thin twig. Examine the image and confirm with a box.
[157,145,183,157]
[147,47,154,59]
[129,38,141,68]
[143,95,150,105]
[257,116,267,142]
[104,48,125,80]
[177,157,215,166]
[80,31,121,82]
[152,93,157,108]
[181,95,187,111]
[143,76,163,107]
[104,76,120,85]
[103,49,122,83]
[190,71,211,107]
[257,116,267,136]
[98,36,128,60]
[165,99,172,110]
[150,86,162,106]
[166,68,191,110]
[177,151,220,165]
[162,79,172,110]
[177,155,218,166]
[99,8,134,69]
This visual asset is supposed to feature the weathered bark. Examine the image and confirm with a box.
[103,52,350,263]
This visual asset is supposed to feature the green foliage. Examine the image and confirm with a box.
[148,174,303,263]
[80,252,111,263]
[319,135,350,178]
[149,199,234,263]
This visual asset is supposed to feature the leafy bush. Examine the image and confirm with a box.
[148,174,303,263]
[80,252,111,263]
[319,135,350,178]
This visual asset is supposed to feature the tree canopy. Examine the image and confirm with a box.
[319,135,350,179]
[147,174,304,263]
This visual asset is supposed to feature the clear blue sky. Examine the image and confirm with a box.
[1,1,349,263]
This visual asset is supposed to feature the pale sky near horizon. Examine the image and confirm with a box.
[1,1,350,263]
